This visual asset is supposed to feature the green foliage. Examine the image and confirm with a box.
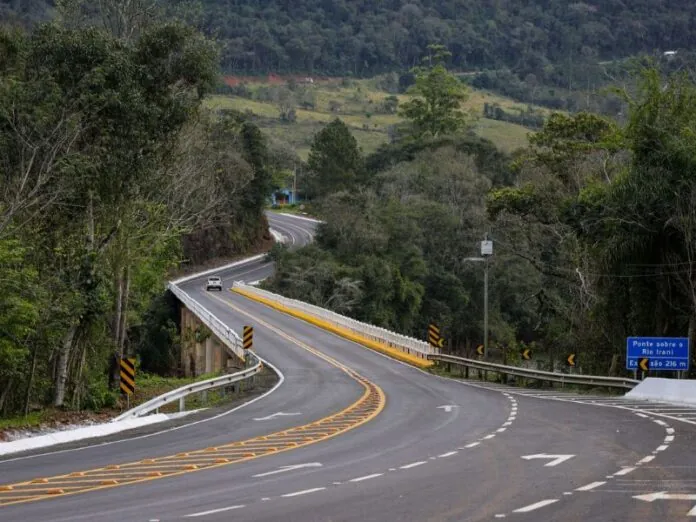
[307,119,363,199]
[400,50,470,139]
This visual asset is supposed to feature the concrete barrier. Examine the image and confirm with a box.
[625,377,696,405]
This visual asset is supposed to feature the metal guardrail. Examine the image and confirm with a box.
[233,283,438,358]
[431,354,640,390]
[168,282,246,361]
[113,352,262,421]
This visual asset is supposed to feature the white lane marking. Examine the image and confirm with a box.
[563,492,573,496]
[521,454,575,467]
[253,412,302,421]
[513,499,559,513]
[0,352,285,464]
[388,468,396,471]
[185,505,245,517]
[654,419,668,427]
[497,428,507,433]
[438,451,458,458]
[494,515,506,518]
[667,427,675,434]
[437,405,458,412]
[332,482,342,485]
[253,462,322,477]
[635,413,649,418]
[400,461,427,469]
[281,487,326,498]
[349,473,383,482]
[576,481,606,491]
[615,467,636,476]
[483,434,496,440]
[464,442,480,448]
[638,455,655,464]
[503,421,512,426]
[261,498,270,501]
[655,445,669,452]
[665,435,675,442]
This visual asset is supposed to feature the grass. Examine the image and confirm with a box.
[0,411,46,431]
[206,76,545,156]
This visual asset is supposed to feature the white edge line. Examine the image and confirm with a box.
[0,353,285,464]
[185,505,245,517]
[281,487,326,498]
[513,499,559,513]
[349,473,383,482]
[576,481,606,491]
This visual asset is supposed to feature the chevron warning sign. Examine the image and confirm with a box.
[520,348,532,360]
[243,325,254,350]
[119,357,136,396]
[428,323,445,349]
[476,344,484,356]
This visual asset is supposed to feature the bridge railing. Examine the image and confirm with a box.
[114,352,262,420]
[233,283,438,359]
[168,282,246,361]
[431,353,640,390]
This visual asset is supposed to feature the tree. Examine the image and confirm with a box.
[399,45,470,139]
[307,119,363,198]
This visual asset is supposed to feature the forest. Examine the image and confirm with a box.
[0,13,281,416]
[266,60,696,377]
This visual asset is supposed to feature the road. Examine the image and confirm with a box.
[1,211,696,521]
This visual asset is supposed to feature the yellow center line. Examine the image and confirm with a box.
[0,299,386,508]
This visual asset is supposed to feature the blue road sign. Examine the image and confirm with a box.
[626,337,690,371]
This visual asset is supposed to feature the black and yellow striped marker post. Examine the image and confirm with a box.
[428,323,445,349]
[243,325,254,350]
[120,357,136,408]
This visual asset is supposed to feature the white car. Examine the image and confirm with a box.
[206,276,223,291]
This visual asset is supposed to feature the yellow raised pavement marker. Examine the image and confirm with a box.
[232,287,433,369]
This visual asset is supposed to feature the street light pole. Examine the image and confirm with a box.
[483,255,489,359]
[464,235,493,359]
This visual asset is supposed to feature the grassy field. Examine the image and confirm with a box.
[206,77,545,158]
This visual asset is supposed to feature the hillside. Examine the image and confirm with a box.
[208,76,541,157]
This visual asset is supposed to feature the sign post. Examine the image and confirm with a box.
[626,337,690,373]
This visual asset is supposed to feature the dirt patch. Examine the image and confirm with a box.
[223,74,343,87]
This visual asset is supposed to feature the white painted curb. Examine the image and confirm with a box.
[0,414,170,456]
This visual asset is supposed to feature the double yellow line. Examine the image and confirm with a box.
[0,298,386,507]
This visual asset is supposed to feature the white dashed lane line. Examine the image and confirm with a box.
[185,505,246,518]
[281,487,326,498]
[614,467,636,476]
[575,481,606,491]
[463,442,480,448]
[400,461,427,470]
[513,499,559,513]
[349,473,383,483]
[438,451,458,458]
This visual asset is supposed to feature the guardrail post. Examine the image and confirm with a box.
[201,390,208,405]
[179,396,185,412]
[465,365,469,379]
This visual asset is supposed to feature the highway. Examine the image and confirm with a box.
[1,211,696,521]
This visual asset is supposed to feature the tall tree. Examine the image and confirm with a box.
[307,118,363,199]
[399,45,470,139]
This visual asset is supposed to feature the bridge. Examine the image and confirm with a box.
[1,212,696,522]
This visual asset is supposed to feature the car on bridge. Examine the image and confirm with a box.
[206,276,223,291]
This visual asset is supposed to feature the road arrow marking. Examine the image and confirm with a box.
[521,454,575,467]
[253,412,301,421]
[634,492,696,514]
[437,405,458,413]
[252,463,322,478]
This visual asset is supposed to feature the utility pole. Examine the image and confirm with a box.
[292,166,297,205]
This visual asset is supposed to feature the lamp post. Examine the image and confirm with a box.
[465,236,493,358]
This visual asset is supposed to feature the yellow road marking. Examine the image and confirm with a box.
[0,305,385,508]
[231,287,433,368]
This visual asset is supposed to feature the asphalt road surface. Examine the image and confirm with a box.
[2,212,695,522]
